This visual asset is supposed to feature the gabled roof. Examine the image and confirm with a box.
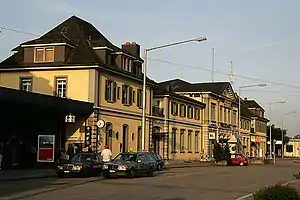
[153,85,206,108]
[159,79,236,101]
[243,99,265,111]
[0,15,142,69]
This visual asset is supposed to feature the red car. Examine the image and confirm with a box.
[231,153,248,166]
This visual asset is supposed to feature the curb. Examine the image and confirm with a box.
[0,174,57,182]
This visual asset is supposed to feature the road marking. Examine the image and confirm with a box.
[234,179,300,200]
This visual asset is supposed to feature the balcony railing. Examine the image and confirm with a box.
[152,106,164,117]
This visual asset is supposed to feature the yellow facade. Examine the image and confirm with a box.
[0,67,152,157]
[151,95,205,161]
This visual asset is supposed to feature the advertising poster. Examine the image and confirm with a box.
[37,135,55,162]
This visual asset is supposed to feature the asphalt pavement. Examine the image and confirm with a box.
[0,159,299,200]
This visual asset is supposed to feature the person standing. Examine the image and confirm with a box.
[101,144,112,162]
[0,143,3,170]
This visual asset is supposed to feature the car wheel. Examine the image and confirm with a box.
[148,168,154,177]
[102,172,109,179]
[57,173,64,178]
[239,162,244,166]
[128,168,135,178]
[158,165,161,171]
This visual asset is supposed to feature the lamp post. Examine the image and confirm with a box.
[268,100,287,160]
[238,84,266,153]
[141,36,207,150]
[281,111,297,158]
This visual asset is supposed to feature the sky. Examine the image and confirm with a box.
[1,0,300,136]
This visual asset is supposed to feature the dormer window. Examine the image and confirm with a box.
[34,47,54,63]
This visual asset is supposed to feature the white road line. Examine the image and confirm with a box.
[234,179,300,200]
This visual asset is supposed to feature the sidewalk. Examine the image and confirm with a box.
[0,161,215,182]
[0,169,56,182]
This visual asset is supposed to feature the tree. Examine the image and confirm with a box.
[266,125,289,145]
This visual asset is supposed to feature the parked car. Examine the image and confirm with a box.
[147,152,165,170]
[230,153,248,166]
[102,152,157,178]
[56,153,103,177]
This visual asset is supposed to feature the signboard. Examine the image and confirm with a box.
[85,126,92,147]
[208,132,216,140]
[65,114,75,123]
[37,135,55,163]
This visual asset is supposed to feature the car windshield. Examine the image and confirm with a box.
[113,153,137,162]
[71,154,93,162]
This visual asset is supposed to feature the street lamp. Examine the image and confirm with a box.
[238,84,266,153]
[141,36,207,150]
[281,111,297,158]
[268,100,287,159]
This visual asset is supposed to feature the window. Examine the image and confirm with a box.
[228,109,231,124]
[117,87,120,100]
[195,131,199,152]
[137,89,143,108]
[133,91,136,103]
[105,80,117,102]
[20,77,32,92]
[194,108,200,120]
[219,106,223,122]
[171,128,177,152]
[122,85,133,105]
[137,127,142,151]
[56,77,67,98]
[180,104,186,117]
[34,47,54,62]
[286,145,293,153]
[188,131,192,152]
[187,106,193,119]
[180,129,185,152]
[224,108,227,123]
[211,103,216,121]
[171,102,178,116]
[233,111,237,125]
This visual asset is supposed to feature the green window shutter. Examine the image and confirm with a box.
[122,85,126,104]
[129,87,133,105]
[105,80,110,101]
[113,81,117,102]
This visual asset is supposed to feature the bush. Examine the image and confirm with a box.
[254,184,300,200]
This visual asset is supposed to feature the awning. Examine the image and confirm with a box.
[0,86,94,117]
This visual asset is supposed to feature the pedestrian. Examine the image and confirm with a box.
[0,143,3,170]
[101,144,112,162]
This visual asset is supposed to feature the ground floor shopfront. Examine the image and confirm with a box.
[250,134,267,158]
[0,86,93,169]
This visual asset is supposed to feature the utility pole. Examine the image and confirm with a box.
[229,60,234,84]
[212,48,215,82]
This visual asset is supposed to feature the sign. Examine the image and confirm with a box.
[96,119,105,128]
[37,135,55,163]
[208,132,216,140]
[85,126,92,147]
[65,114,75,123]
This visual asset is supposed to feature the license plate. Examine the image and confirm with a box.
[109,170,115,173]
[64,171,70,173]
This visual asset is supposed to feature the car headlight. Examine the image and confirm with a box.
[103,164,108,169]
[118,165,128,171]
[57,166,63,170]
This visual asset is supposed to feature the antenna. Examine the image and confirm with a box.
[212,48,215,82]
[229,60,235,84]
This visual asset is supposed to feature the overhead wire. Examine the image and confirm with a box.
[148,57,300,90]
[0,26,39,36]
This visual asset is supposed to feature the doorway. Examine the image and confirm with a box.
[105,123,113,152]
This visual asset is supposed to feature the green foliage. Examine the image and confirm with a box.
[267,125,289,144]
[254,184,300,200]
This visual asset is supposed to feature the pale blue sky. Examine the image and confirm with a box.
[1,0,300,136]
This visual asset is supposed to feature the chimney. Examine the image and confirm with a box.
[244,97,248,101]
[122,42,140,57]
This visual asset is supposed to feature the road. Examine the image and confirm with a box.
[1,159,300,200]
